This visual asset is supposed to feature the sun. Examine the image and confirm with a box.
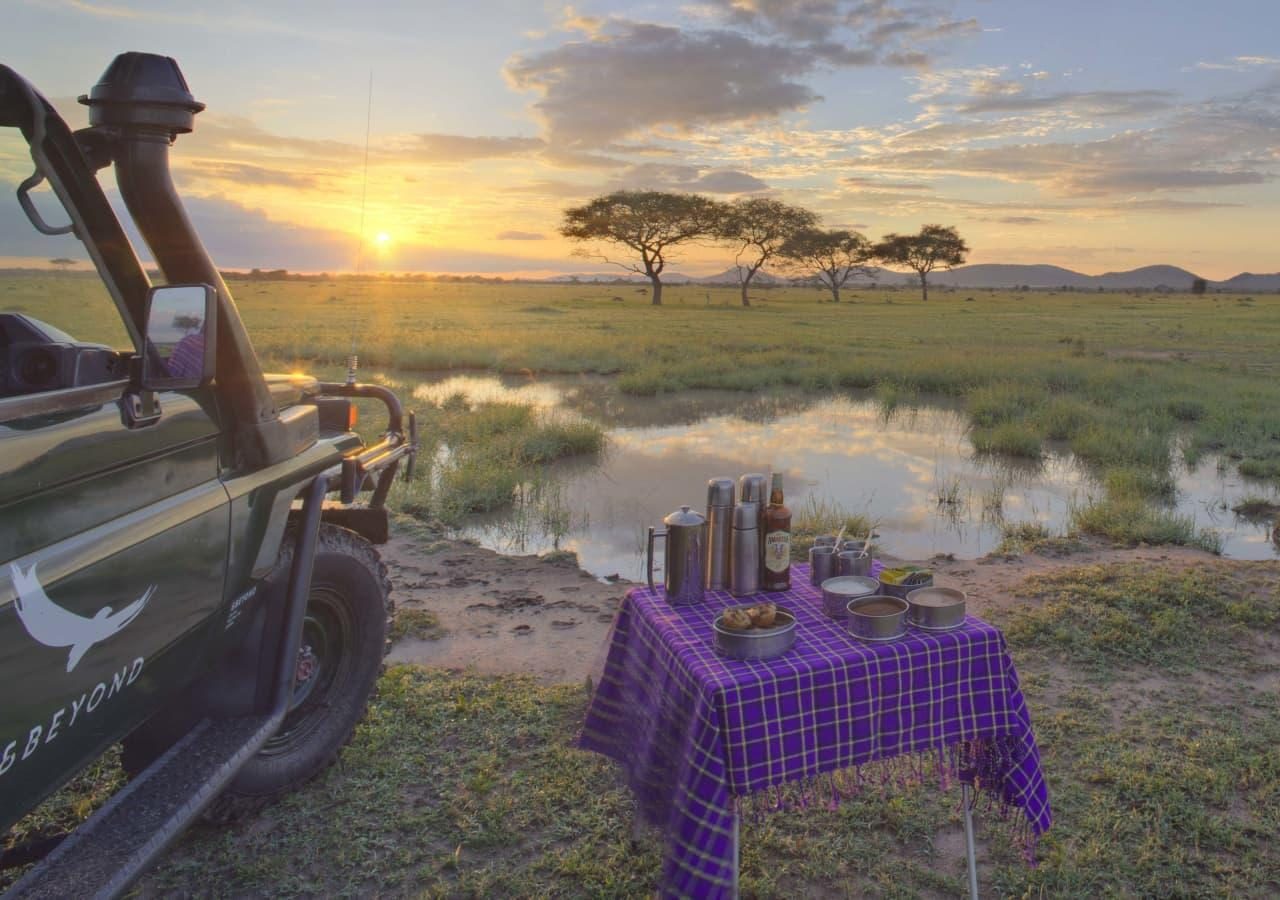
[374,232,391,246]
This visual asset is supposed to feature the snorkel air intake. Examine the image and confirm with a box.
[80,53,288,467]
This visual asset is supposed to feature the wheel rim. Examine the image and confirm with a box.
[261,584,356,757]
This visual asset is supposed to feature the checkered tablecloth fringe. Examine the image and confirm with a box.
[731,734,1041,859]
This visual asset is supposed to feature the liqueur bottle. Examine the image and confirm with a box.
[762,473,792,591]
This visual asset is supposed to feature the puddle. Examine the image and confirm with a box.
[378,371,1280,580]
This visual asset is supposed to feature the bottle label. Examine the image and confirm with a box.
[764,530,791,573]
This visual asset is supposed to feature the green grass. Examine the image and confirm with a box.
[1064,461,1220,551]
[388,608,447,642]
[1231,495,1280,521]
[7,557,1280,896]
[13,275,1280,550]
[12,275,1280,493]
[971,422,1042,459]
[385,395,605,527]
[998,561,1280,669]
[789,494,877,558]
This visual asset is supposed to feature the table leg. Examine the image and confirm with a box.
[962,783,979,900]
[732,806,740,900]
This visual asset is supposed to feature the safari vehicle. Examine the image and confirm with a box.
[0,53,416,896]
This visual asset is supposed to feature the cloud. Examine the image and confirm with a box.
[691,169,770,192]
[1195,55,1280,72]
[30,0,423,45]
[506,20,819,147]
[180,162,325,190]
[504,179,596,198]
[958,88,1177,118]
[841,176,934,190]
[601,162,769,193]
[848,81,1280,198]
[496,230,547,240]
[995,216,1046,225]
[506,2,979,148]
[186,115,548,170]
[411,133,545,163]
[704,0,979,63]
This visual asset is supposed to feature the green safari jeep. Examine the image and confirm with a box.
[0,53,416,897]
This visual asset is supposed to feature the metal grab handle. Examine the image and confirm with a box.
[17,170,75,235]
[646,527,666,590]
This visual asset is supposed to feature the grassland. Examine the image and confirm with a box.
[5,275,1280,894]
[8,273,1279,543]
[5,559,1275,897]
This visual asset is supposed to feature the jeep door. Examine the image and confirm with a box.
[0,146,230,828]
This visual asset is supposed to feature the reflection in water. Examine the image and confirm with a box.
[390,371,1280,580]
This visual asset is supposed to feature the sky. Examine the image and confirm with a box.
[2,0,1279,279]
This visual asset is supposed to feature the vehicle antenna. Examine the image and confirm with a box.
[348,70,373,383]
[354,70,373,278]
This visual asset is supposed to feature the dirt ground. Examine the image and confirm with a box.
[381,532,1223,685]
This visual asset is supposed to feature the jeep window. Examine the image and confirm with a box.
[1,130,132,402]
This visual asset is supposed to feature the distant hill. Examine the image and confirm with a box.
[925,264,1093,289]
[692,267,785,285]
[1214,272,1280,291]
[1092,265,1200,290]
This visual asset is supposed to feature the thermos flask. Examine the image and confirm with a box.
[647,506,707,605]
[705,477,735,590]
[730,501,761,597]
[738,472,768,578]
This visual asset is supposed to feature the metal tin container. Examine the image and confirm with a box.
[877,566,933,600]
[820,575,880,620]
[714,607,797,660]
[705,477,736,590]
[729,501,760,597]
[647,506,707,605]
[809,546,837,586]
[840,539,870,554]
[814,535,838,548]
[846,595,909,642]
[906,586,967,631]
[837,550,871,577]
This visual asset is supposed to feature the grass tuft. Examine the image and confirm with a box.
[389,608,446,642]
[1000,562,1278,668]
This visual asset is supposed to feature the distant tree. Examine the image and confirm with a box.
[560,191,722,306]
[777,228,874,303]
[49,257,75,273]
[716,198,817,308]
[1191,277,1207,295]
[873,224,968,301]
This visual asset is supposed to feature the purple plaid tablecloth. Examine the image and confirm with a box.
[580,563,1052,898]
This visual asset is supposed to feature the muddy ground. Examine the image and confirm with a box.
[382,531,1222,685]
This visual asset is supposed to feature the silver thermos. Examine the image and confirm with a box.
[738,472,769,579]
[730,501,761,597]
[647,506,707,605]
[705,477,735,590]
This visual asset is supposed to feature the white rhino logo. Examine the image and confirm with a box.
[9,562,154,672]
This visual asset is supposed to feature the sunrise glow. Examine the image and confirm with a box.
[3,2,1277,279]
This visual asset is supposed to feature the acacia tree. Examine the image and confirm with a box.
[777,228,874,303]
[874,224,968,302]
[716,198,817,308]
[559,191,722,306]
[49,257,75,273]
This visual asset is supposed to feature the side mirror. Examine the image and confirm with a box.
[141,284,216,390]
